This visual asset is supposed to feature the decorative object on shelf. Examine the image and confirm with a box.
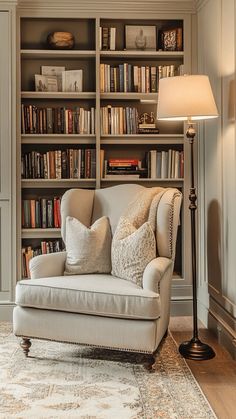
[35,74,58,92]
[47,31,75,49]
[159,27,183,51]
[138,112,159,134]
[125,25,156,51]
[157,74,219,361]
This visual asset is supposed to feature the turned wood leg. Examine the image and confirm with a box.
[20,338,31,357]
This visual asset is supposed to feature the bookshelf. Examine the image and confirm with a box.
[18,14,191,289]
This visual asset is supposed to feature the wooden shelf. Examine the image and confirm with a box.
[22,228,61,239]
[100,92,158,100]
[21,134,96,144]
[21,92,96,99]
[100,50,184,59]
[101,134,184,145]
[21,179,96,188]
[21,49,96,59]
[101,178,183,186]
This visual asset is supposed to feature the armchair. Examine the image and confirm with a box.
[13,184,182,357]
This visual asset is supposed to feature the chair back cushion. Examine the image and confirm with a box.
[61,185,182,260]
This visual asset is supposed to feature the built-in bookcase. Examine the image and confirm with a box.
[18,14,192,288]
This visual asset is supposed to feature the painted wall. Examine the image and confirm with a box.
[197,0,236,357]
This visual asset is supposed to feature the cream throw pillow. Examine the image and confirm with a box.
[64,216,112,275]
[111,216,156,287]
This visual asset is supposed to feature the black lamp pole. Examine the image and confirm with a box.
[179,124,215,361]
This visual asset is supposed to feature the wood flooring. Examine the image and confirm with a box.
[170,317,236,419]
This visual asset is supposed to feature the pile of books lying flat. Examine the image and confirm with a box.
[103,158,147,180]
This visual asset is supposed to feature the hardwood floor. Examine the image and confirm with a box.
[170,317,236,419]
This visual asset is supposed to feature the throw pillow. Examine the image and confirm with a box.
[64,216,112,275]
[111,216,156,287]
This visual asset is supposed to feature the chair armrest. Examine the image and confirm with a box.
[29,252,67,279]
[142,257,173,293]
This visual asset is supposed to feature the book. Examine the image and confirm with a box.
[41,65,65,91]
[62,69,83,92]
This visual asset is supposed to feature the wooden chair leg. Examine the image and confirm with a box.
[20,338,31,357]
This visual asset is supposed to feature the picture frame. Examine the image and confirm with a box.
[125,25,156,51]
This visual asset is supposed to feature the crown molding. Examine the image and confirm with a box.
[196,0,210,11]
[16,0,196,14]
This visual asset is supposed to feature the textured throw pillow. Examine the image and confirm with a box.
[64,216,112,275]
[111,216,156,287]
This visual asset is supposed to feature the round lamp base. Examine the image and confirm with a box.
[179,338,215,361]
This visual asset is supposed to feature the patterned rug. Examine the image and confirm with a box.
[0,323,216,419]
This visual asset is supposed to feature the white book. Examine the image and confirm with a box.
[99,27,102,50]
[168,149,172,178]
[141,66,146,93]
[110,27,116,50]
[91,107,95,134]
[133,66,139,92]
[87,110,91,135]
[150,150,157,179]
[174,150,180,178]
[161,151,168,179]
[62,69,83,92]
[171,150,176,178]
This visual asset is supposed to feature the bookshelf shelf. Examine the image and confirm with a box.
[21,92,96,99]
[21,179,96,188]
[101,178,184,186]
[22,228,61,239]
[21,49,96,59]
[21,134,96,145]
[100,134,184,145]
[100,92,158,101]
[100,50,184,59]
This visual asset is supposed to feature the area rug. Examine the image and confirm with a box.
[0,323,216,419]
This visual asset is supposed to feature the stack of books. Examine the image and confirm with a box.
[21,105,95,135]
[21,148,96,179]
[103,158,147,180]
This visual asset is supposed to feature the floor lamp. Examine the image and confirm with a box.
[157,75,219,361]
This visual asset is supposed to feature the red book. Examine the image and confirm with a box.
[56,198,61,228]
[53,198,59,228]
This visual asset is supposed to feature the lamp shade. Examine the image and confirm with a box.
[157,75,219,121]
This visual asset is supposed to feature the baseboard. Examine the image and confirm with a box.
[208,309,236,360]
[170,298,193,316]
[0,303,14,321]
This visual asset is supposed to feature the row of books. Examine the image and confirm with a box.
[22,197,61,228]
[22,241,64,278]
[100,106,139,135]
[99,27,116,50]
[100,64,184,93]
[146,149,184,179]
[21,105,95,135]
[22,149,96,179]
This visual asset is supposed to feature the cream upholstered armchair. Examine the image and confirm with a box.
[13,184,182,357]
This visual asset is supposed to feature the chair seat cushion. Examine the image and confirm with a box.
[15,275,160,320]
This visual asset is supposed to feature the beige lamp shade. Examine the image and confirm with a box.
[157,75,219,121]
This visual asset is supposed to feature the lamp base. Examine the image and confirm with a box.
[179,338,215,361]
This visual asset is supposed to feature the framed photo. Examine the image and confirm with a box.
[125,25,156,51]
